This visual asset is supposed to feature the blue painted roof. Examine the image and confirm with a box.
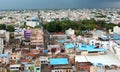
[43,49,48,53]
[0,53,9,58]
[64,43,75,49]
[113,36,120,40]
[97,63,103,67]
[78,44,106,52]
[50,58,68,65]
[57,40,65,43]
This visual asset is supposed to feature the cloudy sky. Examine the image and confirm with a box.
[0,0,120,9]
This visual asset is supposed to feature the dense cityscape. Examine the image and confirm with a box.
[0,8,120,72]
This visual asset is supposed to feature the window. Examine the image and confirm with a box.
[36,68,40,70]
[14,57,16,59]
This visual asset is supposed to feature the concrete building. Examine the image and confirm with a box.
[30,28,44,46]
[26,21,39,27]
[113,26,120,35]
[49,58,73,72]
[65,28,75,36]
[24,29,32,39]
[10,52,21,63]
[14,29,24,39]
[0,38,4,54]
[0,30,10,42]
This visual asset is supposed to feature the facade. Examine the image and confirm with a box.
[10,52,21,62]
[30,28,43,46]
[76,62,92,72]
[65,28,75,36]
[0,30,10,42]
[0,53,9,64]
[14,29,24,39]
[24,29,32,39]
[26,21,39,27]
[40,56,49,64]
[113,26,120,35]
[0,38,4,54]
[50,58,73,72]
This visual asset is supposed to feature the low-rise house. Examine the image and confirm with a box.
[47,45,61,54]
[40,56,49,64]
[65,28,75,36]
[10,51,21,63]
[9,64,21,71]
[26,17,39,27]
[76,62,92,72]
[50,32,67,40]
[4,48,12,54]
[14,29,24,39]
[34,59,41,72]
[64,43,76,54]
[78,43,106,55]
[0,53,9,64]
[49,58,73,72]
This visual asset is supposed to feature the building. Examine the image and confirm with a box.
[113,26,120,35]
[30,28,44,46]
[40,56,49,64]
[65,28,75,36]
[14,29,24,39]
[0,38,4,54]
[0,30,10,42]
[10,52,21,63]
[0,53,9,64]
[49,58,73,72]
[26,21,39,27]
[64,43,76,54]
[76,62,92,72]
[34,59,41,72]
[24,29,32,40]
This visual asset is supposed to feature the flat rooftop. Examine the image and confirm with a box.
[50,58,69,65]
[75,50,120,66]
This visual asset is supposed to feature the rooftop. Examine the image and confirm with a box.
[75,50,120,66]
[50,58,69,65]
[78,44,106,52]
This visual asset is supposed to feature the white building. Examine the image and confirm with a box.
[0,38,4,54]
[0,30,10,42]
[65,28,75,36]
[113,26,120,34]
[26,21,39,27]
[39,56,49,64]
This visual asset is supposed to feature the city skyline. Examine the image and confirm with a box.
[0,0,120,9]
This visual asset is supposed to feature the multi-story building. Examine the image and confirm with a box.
[0,30,10,42]
[24,29,32,40]
[0,38,4,54]
[30,28,43,46]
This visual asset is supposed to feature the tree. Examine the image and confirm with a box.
[0,24,6,30]
[6,25,15,32]
[34,26,41,29]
